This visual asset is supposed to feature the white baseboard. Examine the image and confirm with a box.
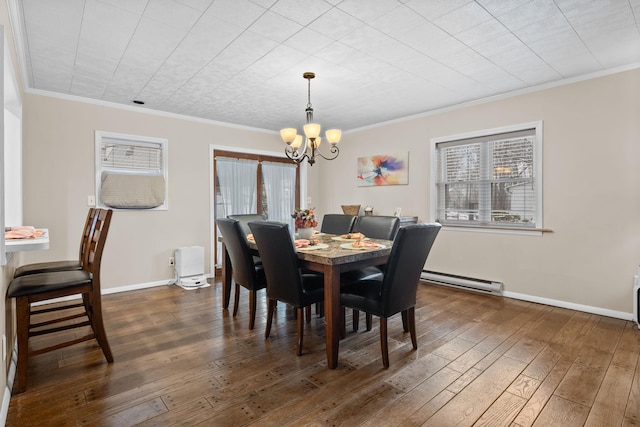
[103,274,213,295]
[503,290,633,321]
[102,279,176,295]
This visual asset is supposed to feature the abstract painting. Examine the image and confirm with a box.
[357,152,409,187]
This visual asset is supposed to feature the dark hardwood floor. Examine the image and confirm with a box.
[6,278,640,426]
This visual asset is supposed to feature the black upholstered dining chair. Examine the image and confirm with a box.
[7,209,114,393]
[13,208,99,278]
[340,223,441,368]
[228,213,266,237]
[248,221,324,356]
[227,214,266,266]
[346,215,401,331]
[216,218,267,330]
[320,214,357,235]
[354,215,401,241]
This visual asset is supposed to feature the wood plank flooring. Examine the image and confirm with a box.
[6,278,640,426]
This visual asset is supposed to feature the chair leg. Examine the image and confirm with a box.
[401,310,408,332]
[296,307,304,356]
[408,307,417,350]
[352,309,359,331]
[86,292,113,362]
[380,317,389,368]
[14,297,30,394]
[233,283,240,317]
[316,302,324,317]
[366,313,372,331]
[305,306,311,323]
[249,290,257,330]
[265,299,276,339]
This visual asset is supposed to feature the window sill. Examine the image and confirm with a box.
[440,223,553,236]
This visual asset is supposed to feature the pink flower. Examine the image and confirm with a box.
[292,208,318,228]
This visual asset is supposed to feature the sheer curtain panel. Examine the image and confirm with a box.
[262,161,296,231]
[216,158,258,217]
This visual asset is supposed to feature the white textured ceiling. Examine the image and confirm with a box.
[12,0,640,132]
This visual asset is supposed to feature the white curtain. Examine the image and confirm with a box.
[262,161,296,231]
[215,157,258,265]
[216,158,258,216]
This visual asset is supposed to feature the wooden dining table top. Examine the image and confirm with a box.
[247,232,392,266]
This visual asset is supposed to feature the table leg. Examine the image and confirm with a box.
[221,242,232,309]
[324,265,341,369]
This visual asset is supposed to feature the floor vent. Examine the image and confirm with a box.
[420,270,503,296]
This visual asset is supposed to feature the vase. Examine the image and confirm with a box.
[297,227,315,240]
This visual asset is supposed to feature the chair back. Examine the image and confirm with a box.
[85,209,113,292]
[217,218,261,287]
[380,223,441,316]
[79,208,100,266]
[355,215,401,240]
[320,214,357,235]
[248,221,304,306]
[228,214,266,236]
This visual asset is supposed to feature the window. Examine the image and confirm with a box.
[431,122,543,230]
[95,131,168,210]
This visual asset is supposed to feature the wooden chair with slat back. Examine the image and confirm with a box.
[13,208,99,278]
[7,209,114,393]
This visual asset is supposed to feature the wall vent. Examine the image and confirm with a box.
[420,270,503,296]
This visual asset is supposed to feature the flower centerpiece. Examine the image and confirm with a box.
[292,208,318,239]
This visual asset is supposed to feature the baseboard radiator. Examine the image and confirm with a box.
[420,270,503,296]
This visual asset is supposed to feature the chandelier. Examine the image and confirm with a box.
[280,72,342,166]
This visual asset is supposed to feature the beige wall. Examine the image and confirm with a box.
[21,94,282,289]
[316,68,640,315]
[20,69,640,317]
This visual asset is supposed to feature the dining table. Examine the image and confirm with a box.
[220,231,392,369]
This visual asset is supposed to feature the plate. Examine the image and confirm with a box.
[340,242,386,250]
[313,232,326,236]
[297,243,329,251]
[331,236,370,242]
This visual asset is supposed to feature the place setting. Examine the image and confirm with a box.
[295,239,329,251]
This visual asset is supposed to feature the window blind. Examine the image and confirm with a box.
[435,127,537,228]
[101,138,163,172]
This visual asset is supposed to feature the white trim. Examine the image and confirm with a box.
[503,290,633,321]
[430,121,543,234]
[351,62,640,133]
[95,130,169,211]
[439,226,543,237]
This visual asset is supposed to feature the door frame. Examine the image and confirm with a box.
[209,144,308,275]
